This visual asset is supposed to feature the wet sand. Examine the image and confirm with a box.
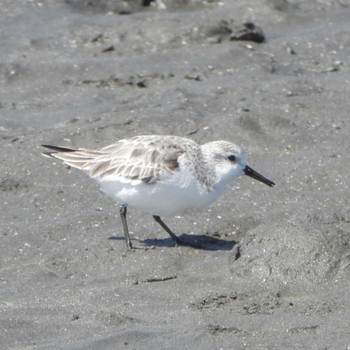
[1,0,350,349]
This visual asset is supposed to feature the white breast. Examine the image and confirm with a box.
[98,167,221,217]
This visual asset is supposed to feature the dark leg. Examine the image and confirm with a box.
[119,205,132,250]
[119,205,154,250]
[153,215,184,246]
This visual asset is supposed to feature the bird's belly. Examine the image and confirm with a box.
[99,179,219,217]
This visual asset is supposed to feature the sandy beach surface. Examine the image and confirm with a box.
[1,0,350,349]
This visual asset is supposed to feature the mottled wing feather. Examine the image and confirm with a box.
[94,140,185,183]
[44,136,190,184]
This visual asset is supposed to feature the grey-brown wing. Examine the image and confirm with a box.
[43,136,188,184]
[95,137,188,183]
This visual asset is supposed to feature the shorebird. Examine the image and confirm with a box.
[42,135,274,249]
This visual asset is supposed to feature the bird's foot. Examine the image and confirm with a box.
[127,242,155,251]
[173,236,204,249]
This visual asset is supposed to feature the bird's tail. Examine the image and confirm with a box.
[41,144,100,170]
[42,144,78,158]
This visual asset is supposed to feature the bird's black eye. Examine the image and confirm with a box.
[228,155,236,162]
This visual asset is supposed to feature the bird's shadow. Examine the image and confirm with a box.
[109,233,237,251]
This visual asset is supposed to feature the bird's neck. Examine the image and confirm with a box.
[193,152,218,192]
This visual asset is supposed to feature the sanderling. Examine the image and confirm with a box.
[42,135,274,249]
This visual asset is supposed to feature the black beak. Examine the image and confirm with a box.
[244,165,275,187]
